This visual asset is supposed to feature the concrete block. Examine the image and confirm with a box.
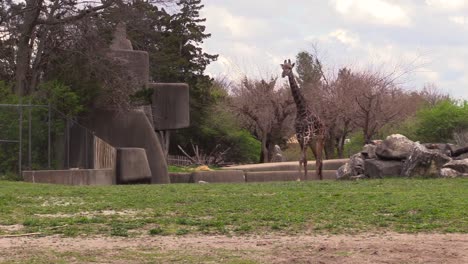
[169,172,192,184]
[222,159,348,172]
[150,83,190,130]
[23,169,115,185]
[245,170,337,182]
[116,148,151,184]
[191,170,245,183]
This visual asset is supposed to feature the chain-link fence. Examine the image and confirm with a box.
[0,102,108,176]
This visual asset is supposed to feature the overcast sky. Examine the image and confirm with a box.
[199,0,468,99]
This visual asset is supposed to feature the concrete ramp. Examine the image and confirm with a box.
[222,159,347,172]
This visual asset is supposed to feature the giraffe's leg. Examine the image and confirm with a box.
[302,149,308,181]
[298,140,304,176]
[315,137,324,180]
[298,141,306,182]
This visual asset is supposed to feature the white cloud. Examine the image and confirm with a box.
[328,29,360,47]
[306,29,360,49]
[449,16,468,25]
[332,0,411,26]
[425,0,468,10]
[201,6,268,39]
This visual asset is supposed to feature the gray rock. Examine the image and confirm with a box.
[439,168,461,178]
[375,134,416,160]
[350,174,367,180]
[364,159,403,178]
[361,144,377,159]
[336,163,352,180]
[401,143,451,177]
[349,153,365,175]
[442,159,468,173]
[271,145,285,162]
[423,143,453,156]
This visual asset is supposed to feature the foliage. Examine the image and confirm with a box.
[414,100,468,143]
[0,179,466,237]
[295,51,323,88]
[0,80,84,175]
[342,132,365,158]
[35,80,85,116]
[177,105,260,164]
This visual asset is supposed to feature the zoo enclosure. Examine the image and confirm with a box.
[0,102,115,176]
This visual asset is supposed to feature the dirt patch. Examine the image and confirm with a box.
[34,209,146,218]
[0,224,24,233]
[0,233,466,263]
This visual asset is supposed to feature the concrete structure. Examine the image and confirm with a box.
[223,159,347,172]
[169,172,192,184]
[116,148,152,184]
[191,170,245,183]
[23,169,115,185]
[81,23,190,184]
[245,170,337,182]
[84,108,169,184]
[150,83,190,130]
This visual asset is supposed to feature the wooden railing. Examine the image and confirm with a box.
[93,136,116,169]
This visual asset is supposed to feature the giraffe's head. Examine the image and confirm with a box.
[280,59,295,78]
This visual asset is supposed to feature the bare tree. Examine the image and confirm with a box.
[0,0,174,96]
[419,83,450,107]
[230,77,294,163]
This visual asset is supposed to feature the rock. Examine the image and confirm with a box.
[364,159,403,178]
[350,174,367,180]
[375,134,416,160]
[442,159,468,173]
[336,153,365,180]
[336,163,352,180]
[439,168,461,178]
[401,143,451,177]
[349,153,365,175]
[423,143,453,156]
[361,144,377,159]
[271,145,285,162]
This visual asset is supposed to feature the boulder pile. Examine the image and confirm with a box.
[337,134,468,179]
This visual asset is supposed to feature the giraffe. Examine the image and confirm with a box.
[281,59,325,180]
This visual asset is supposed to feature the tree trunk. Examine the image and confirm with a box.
[324,135,335,159]
[15,0,42,96]
[260,134,268,163]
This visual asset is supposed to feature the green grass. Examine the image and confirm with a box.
[0,178,466,237]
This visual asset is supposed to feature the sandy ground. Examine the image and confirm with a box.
[0,233,467,263]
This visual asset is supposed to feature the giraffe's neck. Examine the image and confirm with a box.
[287,72,308,117]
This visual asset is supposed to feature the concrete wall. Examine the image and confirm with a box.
[169,172,192,184]
[191,170,245,183]
[223,159,348,172]
[83,108,169,184]
[23,169,115,186]
[168,170,336,184]
[245,170,337,182]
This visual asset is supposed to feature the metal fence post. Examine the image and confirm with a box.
[67,118,70,169]
[18,99,23,175]
[48,103,51,169]
[28,99,32,169]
